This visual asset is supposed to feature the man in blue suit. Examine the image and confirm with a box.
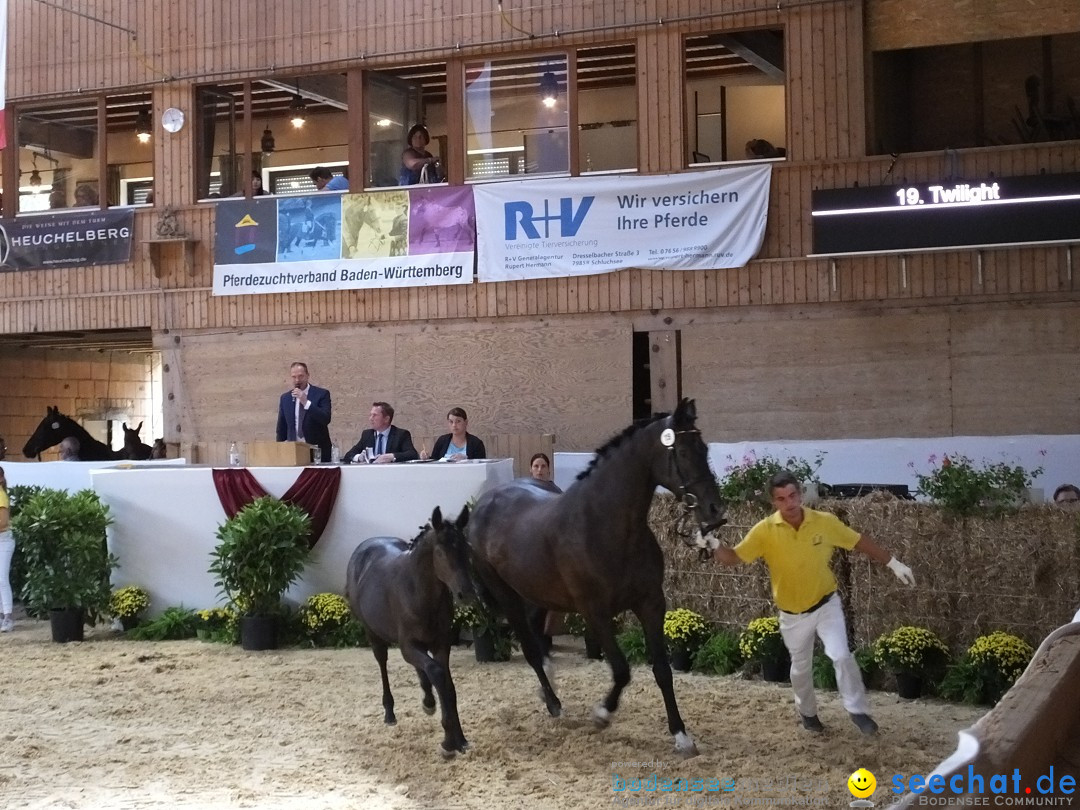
[276,362,332,462]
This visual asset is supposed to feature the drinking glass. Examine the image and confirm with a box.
[312,445,322,464]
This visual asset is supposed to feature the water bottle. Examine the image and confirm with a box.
[330,443,340,464]
[228,441,240,467]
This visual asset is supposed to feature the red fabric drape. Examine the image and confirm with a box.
[211,467,341,548]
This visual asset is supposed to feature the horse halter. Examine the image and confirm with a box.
[661,427,713,509]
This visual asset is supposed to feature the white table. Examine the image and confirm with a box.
[90,460,514,615]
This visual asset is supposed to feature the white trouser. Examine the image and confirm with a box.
[778,593,870,717]
[0,532,14,615]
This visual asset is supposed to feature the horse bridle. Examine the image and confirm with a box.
[663,427,714,510]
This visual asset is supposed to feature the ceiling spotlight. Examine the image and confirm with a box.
[376,118,392,128]
[540,70,559,108]
[135,107,152,143]
[29,169,42,188]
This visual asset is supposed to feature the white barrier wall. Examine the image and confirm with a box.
[555,434,1080,501]
[91,460,514,615]
[2,459,187,493]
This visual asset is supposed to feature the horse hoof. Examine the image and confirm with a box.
[385,717,397,726]
[439,745,457,761]
[674,731,699,758]
[422,702,436,716]
[592,705,611,729]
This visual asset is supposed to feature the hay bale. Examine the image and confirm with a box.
[652,494,1080,651]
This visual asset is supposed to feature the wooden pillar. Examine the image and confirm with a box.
[649,330,680,415]
[347,68,366,189]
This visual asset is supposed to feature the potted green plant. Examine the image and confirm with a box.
[914,453,1043,516]
[13,488,116,643]
[872,625,950,698]
[196,607,235,642]
[456,601,513,662]
[208,496,311,651]
[663,608,710,672]
[692,630,743,675]
[109,585,150,631]
[718,450,825,508]
[739,616,789,681]
[299,592,366,648]
[940,631,1035,705]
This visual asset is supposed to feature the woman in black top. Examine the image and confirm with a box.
[422,407,486,461]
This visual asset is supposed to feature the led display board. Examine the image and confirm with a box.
[811,172,1080,256]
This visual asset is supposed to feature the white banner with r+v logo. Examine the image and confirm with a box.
[473,165,771,282]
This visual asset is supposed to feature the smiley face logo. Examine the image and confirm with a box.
[847,769,876,799]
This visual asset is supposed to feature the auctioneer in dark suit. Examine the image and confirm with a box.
[428,432,487,460]
[276,384,333,461]
[344,425,419,463]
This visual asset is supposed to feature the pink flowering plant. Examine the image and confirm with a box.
[913,453,1044,516]
[718,450,824,507]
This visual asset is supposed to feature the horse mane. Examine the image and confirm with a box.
[575,411,671,483]
[405,524,429,548]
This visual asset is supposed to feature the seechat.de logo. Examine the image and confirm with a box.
[504,196,594,240]
[892,766,1076,805]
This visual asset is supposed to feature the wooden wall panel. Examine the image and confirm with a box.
[0,347,157,459]
[868,0,1080,52]
[951,306,1080,435]
[162,320,631,452]
[160,327,397,452]
[681,312,956,441]
[393,321,631,451]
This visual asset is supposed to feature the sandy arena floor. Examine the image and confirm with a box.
[0,621,985,810]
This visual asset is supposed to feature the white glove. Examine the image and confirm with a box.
[887,557,916,586]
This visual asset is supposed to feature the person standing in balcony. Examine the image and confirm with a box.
[399,124,442,185]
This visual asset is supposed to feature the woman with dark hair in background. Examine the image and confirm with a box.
[421,407,486,461]
[399,124,442,185]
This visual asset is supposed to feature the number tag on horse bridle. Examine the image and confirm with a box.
[660,428,676,447]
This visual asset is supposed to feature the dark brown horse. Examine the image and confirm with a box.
[122,421,153,460]
[467,398,726,757]
[22,406,127,461]
[345,505,474,757]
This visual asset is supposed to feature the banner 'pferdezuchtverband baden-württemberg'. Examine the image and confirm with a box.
[212,186,476,296]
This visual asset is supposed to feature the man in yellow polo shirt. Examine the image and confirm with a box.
[713,471,915,736]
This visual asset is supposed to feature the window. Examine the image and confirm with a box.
[108,91,154,206]
[684,30,786,164]
[195,75,350,201]
[577,44,638,174]
[17,98,100,212]
[366,65,447,188]
[871,33,1080,154]
[465,54,569,181]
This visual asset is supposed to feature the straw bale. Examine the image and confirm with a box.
[651,494,1080,652]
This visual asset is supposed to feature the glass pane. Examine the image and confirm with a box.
[465,54,569,181]
[578,44,637,173]
[108,91,154,206]
[684,30,786,164]
[196,85,245,200]
[367,65,447,188]
[253,74,350,196]
[18,98,100,212]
